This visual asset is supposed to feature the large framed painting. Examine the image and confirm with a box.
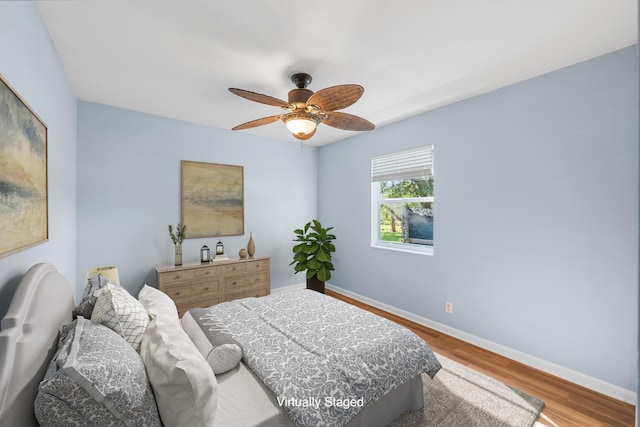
[0,75,48,258]
[181,160,244,238]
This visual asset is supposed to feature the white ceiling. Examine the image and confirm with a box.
[37,0,637,146]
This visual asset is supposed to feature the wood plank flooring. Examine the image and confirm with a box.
[326,290,636,427]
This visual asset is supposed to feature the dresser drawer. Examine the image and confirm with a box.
[246,259,269,272]
[194,267,220,280]
[159,269,194,285]
[222,272,268,303]
[223,272,267,289]
[164,280,220,315]
[246,271,268,287]
[223,259,268,275]
[222,263,247,275]
[163,280,218,300]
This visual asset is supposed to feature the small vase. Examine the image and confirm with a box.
[247,232,255,258]
[174,244,183,266]
[239,248,248,259]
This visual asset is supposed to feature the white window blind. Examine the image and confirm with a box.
[371,145,433,183]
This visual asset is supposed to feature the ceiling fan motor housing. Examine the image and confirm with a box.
[288,88,314,110]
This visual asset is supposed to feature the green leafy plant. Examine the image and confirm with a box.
[168,223,187,245]
[290,220,336,282]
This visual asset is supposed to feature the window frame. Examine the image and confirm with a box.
[370,146,434,256]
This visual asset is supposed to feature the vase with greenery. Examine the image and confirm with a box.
[168,223,187,266]
[290,219,336,293]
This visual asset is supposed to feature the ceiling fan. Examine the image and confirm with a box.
[229,73,375,140]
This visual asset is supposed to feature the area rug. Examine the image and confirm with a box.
[391,354,544,427]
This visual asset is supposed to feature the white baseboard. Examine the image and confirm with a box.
[325,283,637,406]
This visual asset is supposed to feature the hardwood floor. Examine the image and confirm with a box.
[326,290,636,427]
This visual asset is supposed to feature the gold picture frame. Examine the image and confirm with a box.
[181,160,244,238]
[0,74,48,258]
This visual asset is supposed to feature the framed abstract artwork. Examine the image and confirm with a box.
[0,75,48,258]
[181,160,244,238]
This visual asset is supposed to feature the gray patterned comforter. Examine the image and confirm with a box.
[206,289,441,427]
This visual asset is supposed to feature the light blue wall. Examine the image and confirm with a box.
[76,102,317,297]
[0,2,77,318]
[319,47,638,392]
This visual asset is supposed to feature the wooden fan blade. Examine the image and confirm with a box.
[307,85,364,111]
[322,112,375,131]
[229,88,292,109]
[232,115,282,130]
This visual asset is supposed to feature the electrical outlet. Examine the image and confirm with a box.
[445,301,453,314]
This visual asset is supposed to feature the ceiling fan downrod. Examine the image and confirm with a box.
[290,73,312,89]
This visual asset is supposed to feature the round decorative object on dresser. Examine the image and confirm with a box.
[239,248,247,259]
[247,232,255,258]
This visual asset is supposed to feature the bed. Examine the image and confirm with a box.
[0,263,441,427]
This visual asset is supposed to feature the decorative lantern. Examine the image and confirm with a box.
[216,241,224,255]
[200,244,210,263]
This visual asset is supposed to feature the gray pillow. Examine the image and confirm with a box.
[182,308,243,374]
[73,274,112,319]
[34,317,161,427]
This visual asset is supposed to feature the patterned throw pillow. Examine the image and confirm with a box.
[34,317,161,427]
[91,284,149,352]
[73,274,112,319]
[182,308,243,374]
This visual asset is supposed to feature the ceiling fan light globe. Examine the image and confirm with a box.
[286,117,317,136]
[282,111,321,138]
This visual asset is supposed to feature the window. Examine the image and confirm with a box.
[371,146,434,254]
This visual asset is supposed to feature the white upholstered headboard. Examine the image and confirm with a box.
[0,263,74,426]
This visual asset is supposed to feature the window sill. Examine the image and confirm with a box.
[371,242,433,256]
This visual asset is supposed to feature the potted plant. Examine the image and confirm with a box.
[168,223,187,266]
[290,219,336,293]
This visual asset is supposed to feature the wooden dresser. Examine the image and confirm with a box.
[156,256,270,316]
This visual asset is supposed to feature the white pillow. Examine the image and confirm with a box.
[140,313,218,427]
[91,284,149,352]
[138,284,180,325]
